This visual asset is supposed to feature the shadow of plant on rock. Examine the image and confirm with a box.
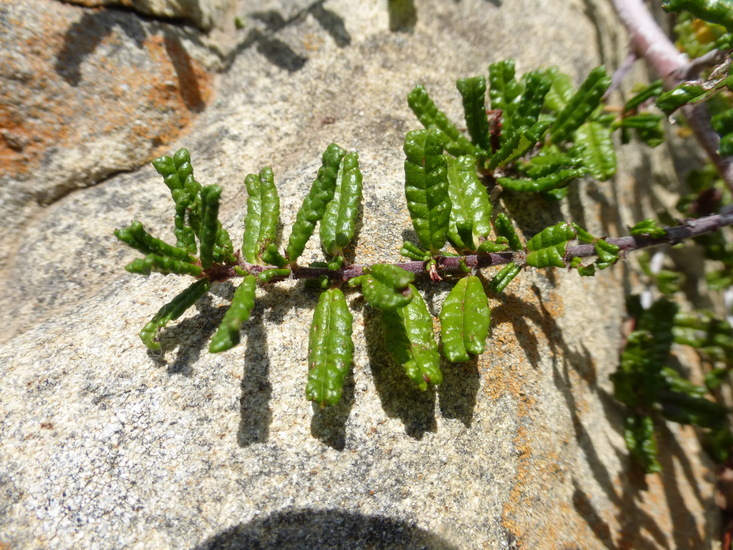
[195,508,459,550]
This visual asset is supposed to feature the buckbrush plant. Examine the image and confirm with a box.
[117,0,733,475]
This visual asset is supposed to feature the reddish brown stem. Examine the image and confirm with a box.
[231,207,733,283]
[611,0,733,192]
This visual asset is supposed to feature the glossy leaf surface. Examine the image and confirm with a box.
[494,213,522,251]
[198,184,223,269]
[497,168,586,193]
[630,218,667,237]
[456,76,490,152]
[488,59,522,137]
[114,221,196,264]
[446,155,492,251]
[514,70,551,130]
[407,85,474,156]
[383,285,442,390]
[488,120,550,170]
[209,274,256,353]
[242,167,280,264]
[286,143,346,263]
[439,275,491,362]
[125,254,202,277]
[525,222,576,268]
[306,288,354,406]
[488,262,521,293]
[542,67,574,112]
[404,129,452,253]
[574,121,617,180]
[550,66,611,143]
[320,152,363,256]
[139,279,211,352]
[349,264,414,310]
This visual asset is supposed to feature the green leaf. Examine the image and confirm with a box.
[656,82,707,114]
[139,279,211,352]
[488,262,521,293]
[498,168,586,193]
[400,241,431,261]
[630,219,667,237]
[489,59,523,138]
[125,254,202,277]
[407,85,475,156]
[712,108,733,155]
[514,70,552,130]
[542,67,574,113]
[571,223,595,244]
[476,240,509,253]
[209,274,257,353]
[623,80,664,112]
[624,414,662,474]
[659,388,727,429]
[256,268,291,284]
[153,149,201,254]
[320,152,363,256]
[349,264,415,311]
[525,222,576,268]
[439,275,491,362]
[114,221,197,264]
[198,185,223,270]
[242,167,280,264]
[574,121,617,180]
[518,150,581,179]
[494,213,522,251]
[456,76,491,152]
[488,120,550,170]
[306,288,354,406]
[446,155,493,251]
[404,129,452,253]
[662,0,733,32]
[382,285,442,390]
[550,66,611,143]
[261,243,288,268]
[286,143,346,263]
[617,113,666,147]
[594,239,620,270]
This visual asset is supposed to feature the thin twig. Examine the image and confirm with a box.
[611,0,733,192]
[232,207,733,282]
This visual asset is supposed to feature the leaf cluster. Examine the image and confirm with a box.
[612,296,733,472]
[115,52,732,470]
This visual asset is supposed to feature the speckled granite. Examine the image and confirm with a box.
[0,0,720,548]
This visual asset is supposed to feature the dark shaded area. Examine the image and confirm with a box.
[238,306,273,446]
[55,7,207,112]
[55,10,146,86]
[151,292,221,375]
[362,303,438,439]
[255,33,308,73]
[236,284,310,446]
[519,283,710,549]
[226,2,353,73]
[163,34,206,112]
[388,0,417,32]
[437,357,479,427]
[309,3,351,47]
[195,508,459,550]
[310,366,355,450]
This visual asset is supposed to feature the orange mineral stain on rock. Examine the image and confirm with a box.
[0,0,213,193]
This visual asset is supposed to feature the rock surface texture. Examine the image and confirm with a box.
[0,0,720,548]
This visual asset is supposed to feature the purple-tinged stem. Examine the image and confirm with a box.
[611,0,733,192]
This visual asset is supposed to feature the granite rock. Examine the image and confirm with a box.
[0,0,720,548]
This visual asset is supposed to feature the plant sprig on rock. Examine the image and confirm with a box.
[116,55,733,469]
